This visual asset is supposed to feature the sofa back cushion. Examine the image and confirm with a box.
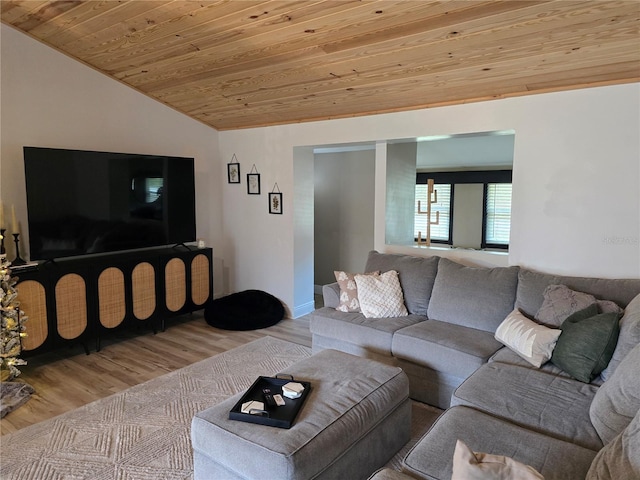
[515,269,640,318]
[589,343,640,445]
[364,250,439,316]
[426,258,519,332]
[600,293,640,381]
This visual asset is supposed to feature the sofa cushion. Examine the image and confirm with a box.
[403,406,597,480]
[515,269,640,318]
[392,320,503,379]
[589,342,640,445]
[309,307,424,356]
[364,251,439,316]
[495,309,562,368]
[488,346,605,385]
[601,292,640,381]
[550,309,619,383]
[586,409,640,480]
[355,270,408,318]
[452,439,544,480]
[427,258,519,332]
[451,362,602,450]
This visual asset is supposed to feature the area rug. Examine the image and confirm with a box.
[0,337,310,479]
[0,336,441,479]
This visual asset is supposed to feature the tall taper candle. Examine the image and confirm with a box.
[0,201,4,229]
[11,205,18,233]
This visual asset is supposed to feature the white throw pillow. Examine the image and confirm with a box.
[495,309,561,368]
[452,440,544,480]
[354,270,408,319]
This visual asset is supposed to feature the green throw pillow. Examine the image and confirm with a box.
[551,306,620,383]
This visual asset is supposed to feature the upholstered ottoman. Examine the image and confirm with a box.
[191,349,411,480]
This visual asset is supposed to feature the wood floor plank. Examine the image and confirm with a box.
[1,311,312,435]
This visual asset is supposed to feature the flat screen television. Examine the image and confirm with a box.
[23,146,196,261]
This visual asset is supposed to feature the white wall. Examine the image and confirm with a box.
[0,26,223,292]
[452,184,484,249]
[386,142,418,246]
[220,83,640,316]
[314,150,375,287]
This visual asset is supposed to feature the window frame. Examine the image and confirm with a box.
[482,182,512,250]
[416,170,512,249]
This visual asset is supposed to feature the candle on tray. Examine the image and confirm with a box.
[0,201,4,229]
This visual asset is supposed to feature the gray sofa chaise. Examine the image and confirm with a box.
[310,250,640,479]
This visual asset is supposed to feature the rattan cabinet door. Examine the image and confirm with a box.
[98,267,126,328]
[191,253,211,306]
[16,279,48,351]
[55,273,88,340]
[165,257,186,312]
[132,262,156,321]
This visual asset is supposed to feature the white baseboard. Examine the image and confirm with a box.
[293,300,315,318]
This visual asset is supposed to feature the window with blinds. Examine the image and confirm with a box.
[414,184,452,242]
[484,183,512,246]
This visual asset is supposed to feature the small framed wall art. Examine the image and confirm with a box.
[228,163,240,184]
[269,183,282,214]
[247,164,260,195]
[269,192,283,214]
[227,154,240,184]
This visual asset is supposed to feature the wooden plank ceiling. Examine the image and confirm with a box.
[2,1,639,130]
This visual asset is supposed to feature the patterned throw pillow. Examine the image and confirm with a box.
[535,284,598,327]
[495,309,562,368]
[354,270,408,319]
[334,270,379,313]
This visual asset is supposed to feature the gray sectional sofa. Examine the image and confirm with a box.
[310,250,640,479]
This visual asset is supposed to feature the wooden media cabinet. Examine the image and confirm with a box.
[14,246,213,354]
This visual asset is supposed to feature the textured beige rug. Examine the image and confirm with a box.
[0,336,441,479]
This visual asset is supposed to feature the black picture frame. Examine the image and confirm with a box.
[247,173,261,194]
[227,163,240,184]
[269,192,283,214]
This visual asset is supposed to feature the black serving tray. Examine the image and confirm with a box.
[229,375,311,429]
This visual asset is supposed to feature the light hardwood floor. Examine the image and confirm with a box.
[1,311,312,435]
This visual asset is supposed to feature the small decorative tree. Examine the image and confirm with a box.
[0,253,28,381]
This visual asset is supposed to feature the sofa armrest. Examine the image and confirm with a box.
[322,282,341,309]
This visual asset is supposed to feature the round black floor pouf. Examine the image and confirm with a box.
[204,290,285,330]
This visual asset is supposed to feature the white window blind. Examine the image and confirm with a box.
[414,184,451,242]
[485,183,512,245]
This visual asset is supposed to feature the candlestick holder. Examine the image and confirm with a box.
[0,228,5,255]
[12,233,26,266]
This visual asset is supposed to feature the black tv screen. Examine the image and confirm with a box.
[23,147,196,261]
